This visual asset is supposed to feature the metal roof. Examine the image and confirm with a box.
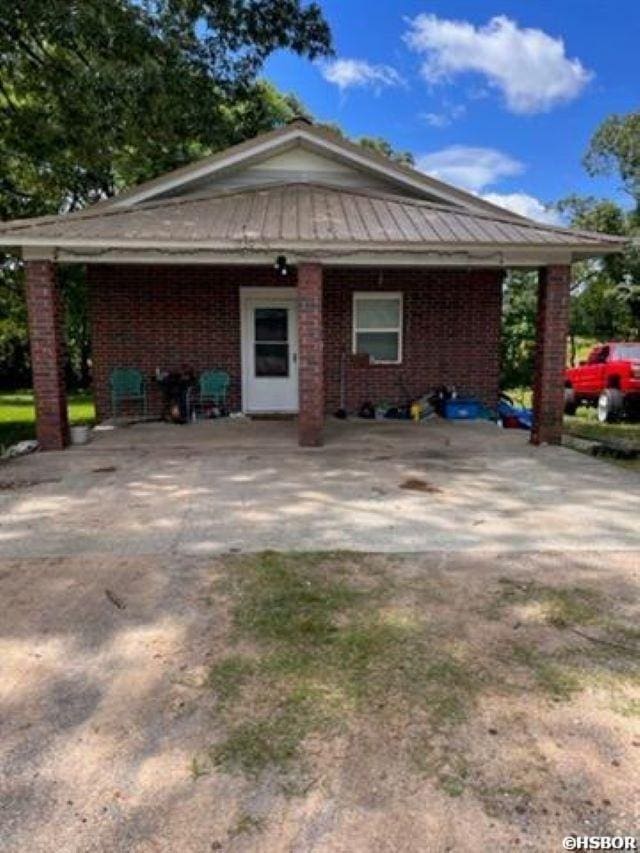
[0,183,625,258]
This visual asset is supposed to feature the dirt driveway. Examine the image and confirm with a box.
[1,550,639,852]
[1,420,639,851]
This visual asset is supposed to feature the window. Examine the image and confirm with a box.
[353,292,403,364]
[588,346,609,365]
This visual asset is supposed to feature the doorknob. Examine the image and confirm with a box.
[292,353,298,364]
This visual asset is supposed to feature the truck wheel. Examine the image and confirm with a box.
[564,387,578,415]
[597,388,623,424]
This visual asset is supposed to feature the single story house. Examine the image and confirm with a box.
[0,119,625,449]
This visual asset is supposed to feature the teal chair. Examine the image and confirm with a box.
[109,368,148,418]
[187,369,230,420]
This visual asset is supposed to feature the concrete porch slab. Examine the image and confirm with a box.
[0,418,638,556]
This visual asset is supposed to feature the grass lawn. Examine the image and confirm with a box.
[563,411,640,444]
[507,386,640,470]
[564,408,640,471]
[0,390,95,451]
[191,552,640,843]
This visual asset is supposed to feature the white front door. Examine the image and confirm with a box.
[241,288,299,413]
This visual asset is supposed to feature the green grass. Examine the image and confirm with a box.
[0,390,95,451]
[191,552,640,808]
[564,411,640,471]
[206,655,256,705]
[204,553,480,783]
[506,384,640,470]
[563,413,640,445]
[511,643,582,700]
[494,577,640,707]
[495,578,603,629]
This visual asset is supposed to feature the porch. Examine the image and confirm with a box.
[24,259,570,450]
[2,417,638,555]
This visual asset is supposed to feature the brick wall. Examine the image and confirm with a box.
[89,264,286,419]
[298,263,324,445]
[323,267,503,412]
[89,264,503,420]
[531,265,570,445]
[25,261,70,450]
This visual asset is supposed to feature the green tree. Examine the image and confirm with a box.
[556,195,639,335]
[0,0,332,388]
[0,261,30,388]
[584,110,640,213]
[500,270,538,390]
[0,0,332,218]
[357,136,415,167]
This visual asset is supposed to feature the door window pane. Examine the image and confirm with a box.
[356,332,399,362]
[255,308,288,342]
[255,343,289,377]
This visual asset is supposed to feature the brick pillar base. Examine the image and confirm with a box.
[531,265,570,446]
[298,262,324,447]
[25,261,70,450]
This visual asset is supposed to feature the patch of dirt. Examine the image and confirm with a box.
[0,551,638,852]
[399,477,443,493]
[0,477,61,490]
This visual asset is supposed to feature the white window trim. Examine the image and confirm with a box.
[352,291,403,365]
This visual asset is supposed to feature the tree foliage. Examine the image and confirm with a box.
[557,195,640,335]
[0,0,332,388]
[0,0,332,219]
[357,136,415,166]
[502,113,640,390]
[583,110,640,210]
[500,271,537,390]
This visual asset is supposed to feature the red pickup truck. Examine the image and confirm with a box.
[564,342,640,422]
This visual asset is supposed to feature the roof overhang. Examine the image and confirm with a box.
[19,242,615,268]
[2,179,627,267]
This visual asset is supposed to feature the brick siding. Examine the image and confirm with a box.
[531,265,570,445]
[88,264,503,422]
[297,263,324,445]
[323,267,503,412]
[24,261,70,450]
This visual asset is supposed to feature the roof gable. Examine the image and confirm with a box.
[102,121,525,220]
[146,142,419,201]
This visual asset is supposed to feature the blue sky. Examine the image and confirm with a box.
[264,1,638,222]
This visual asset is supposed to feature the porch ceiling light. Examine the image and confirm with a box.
[274,254,288,276]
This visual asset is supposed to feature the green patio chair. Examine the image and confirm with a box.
[109,368,148,418]
[187,369,230,420]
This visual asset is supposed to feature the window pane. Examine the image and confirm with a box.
[356,332,399,362]
[255,308,288,342]
[255,343,289,376]
[355,298,400,329]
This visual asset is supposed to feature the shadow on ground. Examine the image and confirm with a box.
[0,419,638,557]
[0,550,638,852]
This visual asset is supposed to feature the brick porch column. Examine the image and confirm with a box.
[531,264,570,446]
[297,262,324,446]
[24,261,70,450]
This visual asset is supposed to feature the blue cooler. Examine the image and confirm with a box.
[443,398,482,419]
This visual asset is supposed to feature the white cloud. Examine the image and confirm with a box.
[481,192,561,224]
[421,102,466,128]
[320,58,405,92]
[416,145,523,192]
[404,14,592,113]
